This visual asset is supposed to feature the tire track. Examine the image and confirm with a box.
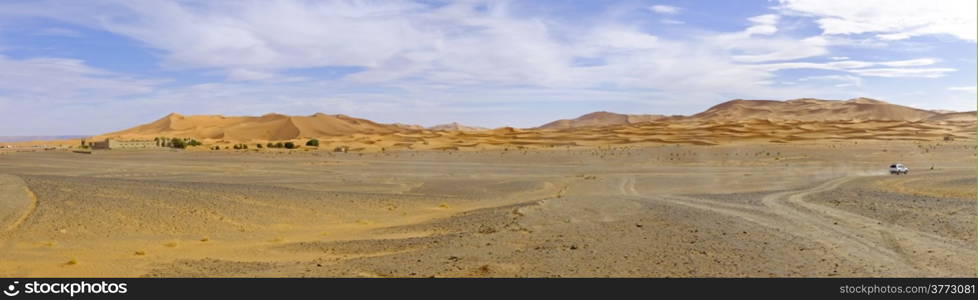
[617,175,638,196]
[0,175,37,235]
[770,177,972,276]
[620,174,971,276]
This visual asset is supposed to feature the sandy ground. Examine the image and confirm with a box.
[0,140,974,277]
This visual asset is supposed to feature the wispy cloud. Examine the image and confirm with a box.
[948,86,977,93]
[649,5,681,15]
[745,14,780,36]
[0,55,161,101]
[777,0,977,42]
[760,57,955,78]
[849,68,955,78]
[798,74,863,88]
[660,19,684,25]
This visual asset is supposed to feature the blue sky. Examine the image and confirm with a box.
[0,0,974,135]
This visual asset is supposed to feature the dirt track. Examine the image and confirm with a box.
[653,175,972,276]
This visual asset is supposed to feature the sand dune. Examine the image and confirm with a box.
[924,111,976,122]
[688,98,940,122]
[428,122,488,132]
[10,119,973,153]
[7,98,971,152]
[95,112,418,142]
[534,98,949,130]
[536,111,669,130]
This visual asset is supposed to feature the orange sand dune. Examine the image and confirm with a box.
[924,111,976,122]
[687,98,939,122]
[8,98,971,151]
[534,98,952,130]
[536,111,669,130]
[94,112,419,141]
[428,122,488,131]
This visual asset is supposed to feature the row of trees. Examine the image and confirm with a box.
[266,142,297,149]
[154,137,201,149]
[188,138,323,150]
[263,139,318,149]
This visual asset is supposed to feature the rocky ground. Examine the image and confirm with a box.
[0,139,974,277]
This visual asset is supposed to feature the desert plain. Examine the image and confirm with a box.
[0,98,975,277]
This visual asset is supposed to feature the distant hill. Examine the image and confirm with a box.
[94,112,420,141]
[688,98,938,122]
[85,98,973,143]
[429,122,488,131]
[0,135,87,142]
[536,111,668,130]
[531,98,968,130]
[924,111,977,122]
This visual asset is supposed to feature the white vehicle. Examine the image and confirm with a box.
[889,163,909,175]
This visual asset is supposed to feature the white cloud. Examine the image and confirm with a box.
[748,14,780,25]
[757,56,954,78]
[744,14,780,36]
[0,55,160,101]
[730,36,827,62]
[849,68,956,78]
[1,0,796,92]
[649,5,681,15]
[101,0,435,74]
[0,54,164,135]
[777,0,977,42]
[798,74,863,88]
[948,86,977,93]
[710,14,828,63]
[877,58,938,67]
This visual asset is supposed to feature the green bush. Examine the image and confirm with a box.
[284,142,296,149]
[306,139,319,147]
[256,143,263,149]
[274,142,284,148]
[171,138,186,149]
